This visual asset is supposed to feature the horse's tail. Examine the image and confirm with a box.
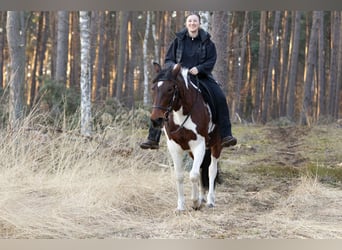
[200,149,220,190]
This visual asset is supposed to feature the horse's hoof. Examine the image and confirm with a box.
[207,203,214,208]
[191,199,203,210]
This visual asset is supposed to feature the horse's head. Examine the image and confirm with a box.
[150,63,182,128]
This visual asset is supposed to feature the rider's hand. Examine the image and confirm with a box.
[189,67,199,75]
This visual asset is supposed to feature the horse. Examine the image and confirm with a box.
[150,62,224,211]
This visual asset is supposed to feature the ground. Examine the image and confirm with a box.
[0,122,341,238]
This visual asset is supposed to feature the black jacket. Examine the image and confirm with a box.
[164,28,217,79]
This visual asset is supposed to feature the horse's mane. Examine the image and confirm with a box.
[152,65,176,83]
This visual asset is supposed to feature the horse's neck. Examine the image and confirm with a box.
[177,81,201,114]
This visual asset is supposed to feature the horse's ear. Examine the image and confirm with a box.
[172,63,181,77]
[153,62,161,73]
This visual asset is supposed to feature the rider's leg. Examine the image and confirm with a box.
[140,125,162,149]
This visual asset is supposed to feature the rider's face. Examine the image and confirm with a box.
[186,14,200,33]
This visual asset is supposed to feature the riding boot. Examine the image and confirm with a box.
[217,103,237,147]
[140,125,162,150]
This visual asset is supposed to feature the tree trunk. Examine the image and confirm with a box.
[6,11,26,130]
[300,11,319,125]
[115,11,129,101]
[262,11,281,123]
[69,12,80,89]
[0,12,6,90]
[244,22,253,121]
[317,11,326,119]
[38,12,49,88]
[231,21,239,118]
[89,11,99,101]
[161,11,172,61]
[328,11,340,117]
[236,11,248,117]
[95,11,105,102]
[336,11,342,119]
[143,11,150,106]
[328,11,341,118]
[254,11,267,122]
[287,11,302,121]
[279,11,290,117]
[30,12,44,107]
[212,11,230,93]
[125,13,135,108]
[151,12,160,63]
[55,11,69,85]
[79,11,92,136]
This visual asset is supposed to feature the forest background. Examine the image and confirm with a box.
[1,10,341,133]
[1,10,342,239]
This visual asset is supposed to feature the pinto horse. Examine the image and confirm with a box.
[150,63,224,211]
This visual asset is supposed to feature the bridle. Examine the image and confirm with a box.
[152,79,179,121]
[152,76,201,133]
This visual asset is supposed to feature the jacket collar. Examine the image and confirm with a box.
[176,28,210,43]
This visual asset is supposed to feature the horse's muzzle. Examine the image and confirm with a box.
[151,117,164,129]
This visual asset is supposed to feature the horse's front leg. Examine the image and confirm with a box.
[189,141,206,210]
[207,156,218,208]
[167,141,185,211]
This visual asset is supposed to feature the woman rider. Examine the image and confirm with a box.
[140,12,237,149]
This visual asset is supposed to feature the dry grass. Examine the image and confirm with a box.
[0,118,342,238]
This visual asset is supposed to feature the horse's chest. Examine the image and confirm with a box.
[165,109,205,150]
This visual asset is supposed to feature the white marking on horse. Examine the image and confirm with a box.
[172,107,197,132]
[157,81,164,88]
[181,68,200,91]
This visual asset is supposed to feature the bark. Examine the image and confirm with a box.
[0,12,6,90]
[328,11,341,118]
[317,11,326,118]
[89,11,99,100]
[300,11,319,125]
[38,12,49,88]
[279,11,290,117]
[212,11,230,93]
[151,12,160,63]
[125,13,135,108]
[95,11,105,102]
[70,12,80,89]
[336,11,342,119]
[143,11,150,106]
[115,11,129,101]
[287,11,302,121]
[236,11,248,116]
[55,11,69,85]
[231,22,239,117]
[262,11,281,123]
[79,11,92,136]
[254,11,267,121]
[30,12,44,107]
[6,11,26,130]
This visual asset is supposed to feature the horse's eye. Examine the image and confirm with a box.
[167,87,174,93]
